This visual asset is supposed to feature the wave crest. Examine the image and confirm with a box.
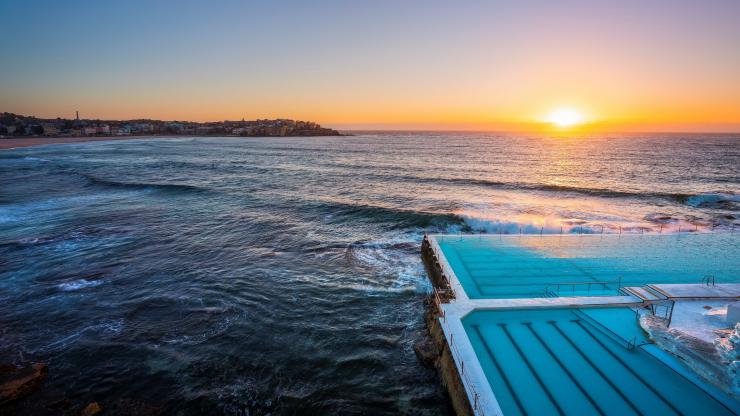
[84,175,204,193]
[683,193,740,209]
[317,200,466,230]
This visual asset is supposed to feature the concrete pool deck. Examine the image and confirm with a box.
[650,283,740,299]
[421,233,740,416]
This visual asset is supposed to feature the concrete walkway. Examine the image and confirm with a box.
[649,284,740,299]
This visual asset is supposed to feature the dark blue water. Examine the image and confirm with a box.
[0,133,738,414]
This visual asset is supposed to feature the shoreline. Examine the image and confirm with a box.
[0,135,164,150]
[0,134,348,150]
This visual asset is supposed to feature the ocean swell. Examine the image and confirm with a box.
[82,174,205,193]
[360,171,739,209]
[315,200,466,230]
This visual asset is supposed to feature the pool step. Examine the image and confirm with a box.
[619,286,666,301]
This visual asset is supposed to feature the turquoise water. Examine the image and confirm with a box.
[463,307,736,416]
[436,233,740,299]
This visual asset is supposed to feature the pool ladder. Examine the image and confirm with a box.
[542,288,558,298]
[701,275,716,286]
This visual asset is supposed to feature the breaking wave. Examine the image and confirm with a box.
[683,193,740,209]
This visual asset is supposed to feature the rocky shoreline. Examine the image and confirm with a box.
[0,361,163,416]
[0,363,48,407]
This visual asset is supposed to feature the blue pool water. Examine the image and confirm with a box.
[463,307,736,416]
[436,233,740,299]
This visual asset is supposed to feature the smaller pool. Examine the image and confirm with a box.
[463,307,736,416]
[435,233,740,299]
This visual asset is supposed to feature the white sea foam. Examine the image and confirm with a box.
[351,235,431,293]
[162,314,236,346]
[58,279,103,291]
[685,193,740,208]
[36,318,124,353]
[459,213,602,234]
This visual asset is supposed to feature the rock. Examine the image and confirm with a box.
[0,363,48,406]
[0,365,17,378]
[47,397,73,411]
[82,401,103,416]
[108,398,165,416]
[414,338,438,368]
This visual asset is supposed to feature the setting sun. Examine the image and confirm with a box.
[547,109,584,127]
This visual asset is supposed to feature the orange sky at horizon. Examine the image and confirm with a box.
[3,1,740,133]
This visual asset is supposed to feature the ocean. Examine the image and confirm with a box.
[0,132,738,414]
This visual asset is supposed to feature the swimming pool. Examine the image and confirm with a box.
[435,233,740,299]
[463,307,737,416]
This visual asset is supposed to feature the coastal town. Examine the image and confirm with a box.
[0,112,342,138]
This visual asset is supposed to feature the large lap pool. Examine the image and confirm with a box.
[435,233,740,299]
[463,307,736,416]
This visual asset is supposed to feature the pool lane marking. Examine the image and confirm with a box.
[522,322,605,416]
[470,324,527,416]
[497,323,565,416]
[548,321,645,416]
[560,257,602,282]
[572,320,684,416]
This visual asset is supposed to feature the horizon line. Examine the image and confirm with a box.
[337,127,740,135]
[4,110,740,135]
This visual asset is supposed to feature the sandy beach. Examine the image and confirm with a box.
[0,136,154,150]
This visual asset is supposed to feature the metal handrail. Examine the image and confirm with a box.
[542,287,559,298]
[426,236,485,412]
[702,275,716,286]
[427,238,485,412]
[554,280,610,295]
[649,299,676,328]
[427,237,452,289]
[431,290,486,413]
[433,288,448,320]
[425,226,734,239]
[572,309,648,350]
[428,285,485,414]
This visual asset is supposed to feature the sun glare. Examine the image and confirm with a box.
[547,109,584,127]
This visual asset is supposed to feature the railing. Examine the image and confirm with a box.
[433,288,447,320]
[572,309,648,350]
[702,275,716,286]
[541,288,558,298]
[429,277,485,415]
[549,280,611,296]
[426,223,736,238]
[425,235,454,290]
[439,309,486,415]
[649,299,676,328]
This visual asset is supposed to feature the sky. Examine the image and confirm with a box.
[2,0,740,132]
